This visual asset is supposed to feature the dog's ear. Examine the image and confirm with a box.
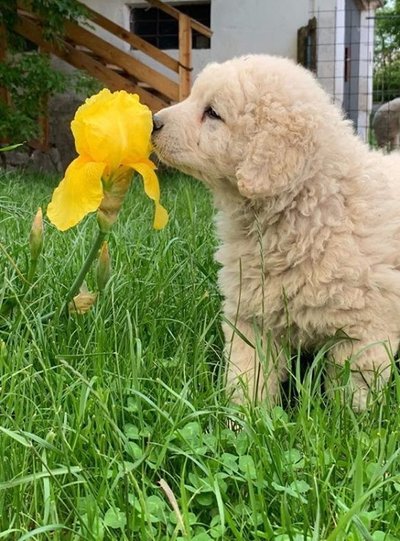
[235,105,317,199]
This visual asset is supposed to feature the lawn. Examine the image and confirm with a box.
[0,169,400,541]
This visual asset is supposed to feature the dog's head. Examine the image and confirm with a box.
[152,54,332,199]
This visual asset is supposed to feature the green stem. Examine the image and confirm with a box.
[61,228,107,314]
[26,258,38,286]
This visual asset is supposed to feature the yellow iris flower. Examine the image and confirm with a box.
[47,89,168,231]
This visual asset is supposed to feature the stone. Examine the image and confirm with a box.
[4,150,30,167]
[30,147,63,174]
[372,97,400,151]
[48,92,83,171]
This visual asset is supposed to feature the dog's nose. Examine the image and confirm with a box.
[152,114,164,133]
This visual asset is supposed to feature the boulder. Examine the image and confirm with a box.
[372,97,400,151]
[48,92,82,171]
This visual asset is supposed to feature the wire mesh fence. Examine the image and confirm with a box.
[299,0,399,150]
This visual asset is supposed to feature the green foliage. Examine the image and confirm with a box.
[374,58,400,102]
[0,52,101,142]
[0,0,87,41]
[72,70,103,97]
[0,142,23,152]
[373,0,400,102]
[0,0,89,142]
[0,53,67,141]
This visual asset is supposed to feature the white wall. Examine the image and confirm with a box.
[313,0,345,99]
[80,0,349,95]
[81,0,377,140]
[356,8,376,139]
[82,0,312,82]
[82,0,131,50]
[210,0,309,64]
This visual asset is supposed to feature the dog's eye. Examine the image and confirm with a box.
[204,106,222,121]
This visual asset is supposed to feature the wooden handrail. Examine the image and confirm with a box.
[14,14,169,111]
[64,20,179,101]
[8,0,212,145]
[144,0,213,38]
[178,14,191,100]
[16,4,179,103]
[18,0,211,101]
[79,2,179,74]
[5,0,210,150]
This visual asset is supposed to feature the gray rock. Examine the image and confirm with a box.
[30,147,63,173]
[5,150,30,167]
[372,97,400,151]
[1,146,63,174]
[49,93,83,171]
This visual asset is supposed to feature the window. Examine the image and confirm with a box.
[130,2,211,50]
[297,17,317,73]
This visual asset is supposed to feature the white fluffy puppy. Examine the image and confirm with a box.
[152,54,400,410]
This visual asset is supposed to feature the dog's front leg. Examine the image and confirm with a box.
[222,319,287,406]
[326,332,396,411]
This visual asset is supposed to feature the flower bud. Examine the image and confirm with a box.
[29,207,44,261]
[68,283,97,315]
[97,169,132,232]
[97,241,111,291]
[0,339,6,361]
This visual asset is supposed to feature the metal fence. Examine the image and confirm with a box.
[298,0,399,150]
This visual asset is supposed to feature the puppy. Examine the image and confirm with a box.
[152,54,400,410]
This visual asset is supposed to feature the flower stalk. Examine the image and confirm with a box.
[27,207,44,285]
[96,241,111,291]
[44,89,168,318]
[63,228,106,311]
[61,170,129,314]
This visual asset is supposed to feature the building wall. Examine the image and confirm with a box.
[82,0,311,81]
[81,0,345,91]
[343,0,362,125]
[357,8,376,140]
[83,0,131,50]
[313,0,344,99]
[210,0,309,64]
[81,0,378,140]
[311,0,377,139]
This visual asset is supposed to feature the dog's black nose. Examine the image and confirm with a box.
[152,114,164,132]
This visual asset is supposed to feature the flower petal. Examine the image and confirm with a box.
[130,161,168,230]
[47,157,106,231]
[72,91,152,169]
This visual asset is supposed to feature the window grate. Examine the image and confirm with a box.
[130,2,211,50]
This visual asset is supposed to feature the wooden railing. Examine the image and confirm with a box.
[2,0,212,148]
[143,0,212,99]
[82,0,212,101]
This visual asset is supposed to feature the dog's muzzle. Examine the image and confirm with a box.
[152,114,164,133]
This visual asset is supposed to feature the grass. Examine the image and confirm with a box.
[0,169,400,540]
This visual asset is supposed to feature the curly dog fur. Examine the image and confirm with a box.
[152,54,400,410]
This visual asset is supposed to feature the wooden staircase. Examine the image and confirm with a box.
[3,0,212,147]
